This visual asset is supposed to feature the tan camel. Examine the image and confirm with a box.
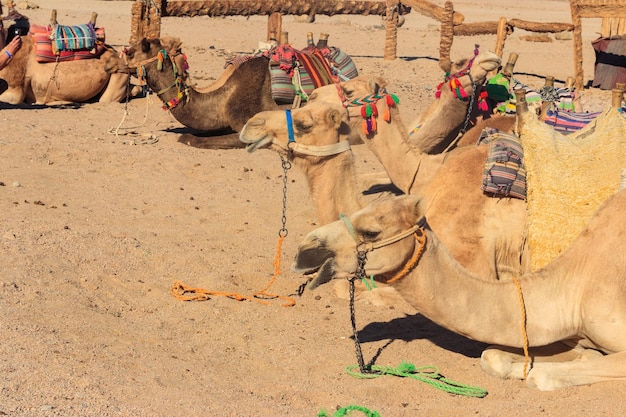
[122,36,280,133]
[241,100,362,225]
[292,190,626,390]
[0,35,132,105]
[241,79,529,283]
[404,49,501,153]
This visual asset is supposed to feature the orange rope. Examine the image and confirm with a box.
[170,234,295,307]
[512,276,530,379]
[385,231,426,284]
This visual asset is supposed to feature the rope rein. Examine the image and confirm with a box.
[341,216,487,396]
[512,276,531,378]
[170,155,296,307]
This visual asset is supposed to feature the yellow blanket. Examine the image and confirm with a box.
[520,107,626,270]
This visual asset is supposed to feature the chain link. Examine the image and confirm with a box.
[278,155,291,237]
[350,250,373,374]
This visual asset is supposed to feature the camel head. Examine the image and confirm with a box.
[293,194,425,288]
[307,75,388,143]
[239,100,350,156]
[440,49,501,99]
[123,36,184,73]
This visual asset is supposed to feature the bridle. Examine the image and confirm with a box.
[124,48,190,110]
[341,213,427,284]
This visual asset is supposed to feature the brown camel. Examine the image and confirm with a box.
[0,34,132,105]
[292,189,626,390]
[122,36,280,133]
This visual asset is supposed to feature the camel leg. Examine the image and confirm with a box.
[98,73,132,103]
[481,342,586,380]
[481,343,626,390]
[525,349,626,391]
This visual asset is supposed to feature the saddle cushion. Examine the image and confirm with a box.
[30,24,105,63]
[265,44,358,104]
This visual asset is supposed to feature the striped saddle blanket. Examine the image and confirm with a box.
[479,128,527,200]
[265,44,358,104]
[30,24,105,63]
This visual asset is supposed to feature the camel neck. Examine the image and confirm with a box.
[294,150,362,225]
[358,103,437,194]
[392,229,574,347]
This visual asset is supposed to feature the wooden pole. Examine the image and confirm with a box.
[438,1,453,72]
[570,1,585,91]
[384,0,399,60]
[267,12,281,43]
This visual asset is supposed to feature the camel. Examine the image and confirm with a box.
[122,36,282,134]
[292,190,626,390]
[240,100,361,225]
[241,78,529,284]
[403,48,501,153]
[0,31,132,105]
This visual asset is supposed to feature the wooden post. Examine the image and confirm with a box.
[493,17,508,58]
[438,1,454,72]
[384,0,399,60]
[267,12,281,44]
[130,0,161,45]
[570,0,585,91]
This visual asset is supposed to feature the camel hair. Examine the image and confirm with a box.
[292,189,626,391]
[240,76,529,286]
[0,33,133,105]
[122,36,280,134]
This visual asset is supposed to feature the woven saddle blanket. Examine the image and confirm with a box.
[30,23,106,63]
[479,127,527,200]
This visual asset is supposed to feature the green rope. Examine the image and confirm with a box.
[318,405,381,417]
[361,275,378,290]
[346,361,488,398]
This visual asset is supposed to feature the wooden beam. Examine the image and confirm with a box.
[163,0,411,17]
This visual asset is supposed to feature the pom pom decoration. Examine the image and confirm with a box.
[477,90,489,112]
[157,49,167,71]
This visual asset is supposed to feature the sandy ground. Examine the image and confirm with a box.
[1,0,625,416]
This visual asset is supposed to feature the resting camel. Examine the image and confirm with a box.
[241,78,529,284]
[0,29,132,105]
[292,190,626,390]
[122,36,281,134]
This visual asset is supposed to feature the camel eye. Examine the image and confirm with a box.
[342,88,354,98]
[294,121,313,134]
[360,230,380,241]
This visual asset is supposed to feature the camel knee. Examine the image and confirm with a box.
[480,346,527,380]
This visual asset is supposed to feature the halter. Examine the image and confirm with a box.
[435,44,480,101]
[125,48,190,110]
[342,89,400,135]
[281,109,351,157]
[341,214,427,284]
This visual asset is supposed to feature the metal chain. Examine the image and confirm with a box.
[278,154,291,238]
[350,250,373,374]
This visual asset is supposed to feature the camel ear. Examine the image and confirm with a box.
[140,38,151,53]
[327,108,346,129]
[369,76,388,93]
[406,195,426,221]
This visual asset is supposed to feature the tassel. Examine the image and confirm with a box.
[362,120,369,135]
[157,49,167,71]
[477,90,489,112]
[370,116,377,132]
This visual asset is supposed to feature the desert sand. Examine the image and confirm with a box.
[1,0,624,416]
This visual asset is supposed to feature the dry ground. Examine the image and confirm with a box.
[1,0,624,416]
